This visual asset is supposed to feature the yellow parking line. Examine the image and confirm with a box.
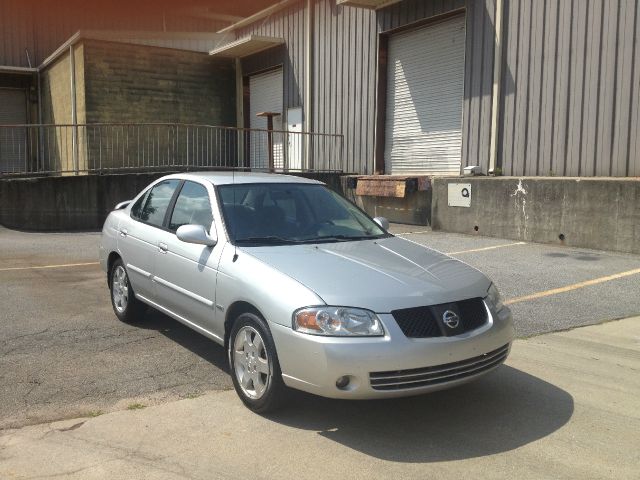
[446,242,526,255]
[505,268,640,305]
[0,262,100,272]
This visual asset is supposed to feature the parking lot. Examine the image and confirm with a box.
[1,224,639,431]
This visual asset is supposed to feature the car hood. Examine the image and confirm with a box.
[241,236,491,312]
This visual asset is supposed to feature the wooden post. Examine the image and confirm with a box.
[256,111,280,171]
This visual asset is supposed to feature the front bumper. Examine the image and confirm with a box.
[270,304,514,399]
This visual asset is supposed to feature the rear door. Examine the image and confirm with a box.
[153,180,225,339]
[118,178,181,302]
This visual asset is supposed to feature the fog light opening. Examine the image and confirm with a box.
[335,376,350,390]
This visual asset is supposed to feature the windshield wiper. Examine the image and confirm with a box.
[300,234,381,243]
[235,236,302,245]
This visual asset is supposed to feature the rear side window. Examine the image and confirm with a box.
[169,181,213,233]
[137,179,180,227]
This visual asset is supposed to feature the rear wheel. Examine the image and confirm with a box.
[228,312,287,413]
[109,258,145,323]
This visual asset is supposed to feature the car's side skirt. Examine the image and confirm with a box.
[136,293,224,346]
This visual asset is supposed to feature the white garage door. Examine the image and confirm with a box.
[384,16,466,175]
[249,68,284,169]
[0,89,28,173]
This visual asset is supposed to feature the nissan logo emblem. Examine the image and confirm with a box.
[442,310,460,329]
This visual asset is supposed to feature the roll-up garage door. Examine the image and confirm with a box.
[384,16,466,175]
[249,68,284,169]
[0,89,28,173]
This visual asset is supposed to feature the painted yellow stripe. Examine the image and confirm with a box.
[446,242,526,255]
[0,262,100,272]
[505,268,640,305]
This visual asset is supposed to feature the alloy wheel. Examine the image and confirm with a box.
[111,265,129,314]
[233,326,271,399]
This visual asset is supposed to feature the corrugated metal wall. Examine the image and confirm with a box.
[0,0,227,68]
[235,0,639,177]
[313,1,377,174]
[462,0,495,175]
[238,3,307,109]
[238,0,468,174]
[499,0,640,177]
[376,0,465,31]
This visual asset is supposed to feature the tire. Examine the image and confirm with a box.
[228,312,288,413]
[109,258,145,323]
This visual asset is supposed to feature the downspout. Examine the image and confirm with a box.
[236,57,244,168]
[37,70,43,170]
[488,0,504,174]
[69,44,78,174]
[304,0,314,170]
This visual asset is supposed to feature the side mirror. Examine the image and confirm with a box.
[176,224,217,247]
[373,216,390,230]
[115,200,131,210]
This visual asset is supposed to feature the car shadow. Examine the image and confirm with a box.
[265,365,574,463]
[138,308,230,374]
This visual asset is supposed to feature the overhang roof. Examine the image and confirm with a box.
[336,0,401,9]
[209,35,284,58]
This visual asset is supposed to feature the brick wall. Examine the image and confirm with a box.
[82,40,235,125]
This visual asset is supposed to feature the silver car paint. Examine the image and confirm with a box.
[100,172,514,400]
[241,236,491,313]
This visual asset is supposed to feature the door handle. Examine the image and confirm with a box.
[119,228,128,237]
[158,242,168,253]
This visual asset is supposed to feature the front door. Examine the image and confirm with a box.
[153,180,224,340]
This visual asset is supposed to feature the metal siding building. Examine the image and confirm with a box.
[224,0,639,177]
[499,0,640,177]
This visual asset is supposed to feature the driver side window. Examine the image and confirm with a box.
[169,181,213,233]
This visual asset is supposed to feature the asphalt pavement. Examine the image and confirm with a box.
[1,224,639,431]
[1,317,638,479]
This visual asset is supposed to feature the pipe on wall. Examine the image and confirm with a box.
[69,44,78,175]
[235,57,244,167]
[304,0,314,170]
[488,0,504,174]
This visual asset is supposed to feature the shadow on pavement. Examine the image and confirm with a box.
[266,365,574,462]
[139,309,230,374]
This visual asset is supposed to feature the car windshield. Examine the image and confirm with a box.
[217,183,388,245]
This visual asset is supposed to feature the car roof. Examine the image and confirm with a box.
[160,171,325,186]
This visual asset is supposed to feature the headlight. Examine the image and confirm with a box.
[485,283,504,311]
[293,307,384,336]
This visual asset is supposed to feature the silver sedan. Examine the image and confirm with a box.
[100,172,514,412]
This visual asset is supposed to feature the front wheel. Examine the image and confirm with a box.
[228,312,287,413]
[109,258,145,323]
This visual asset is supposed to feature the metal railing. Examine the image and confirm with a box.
[0,123,344,176]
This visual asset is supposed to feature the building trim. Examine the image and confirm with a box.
[209,35,285,57]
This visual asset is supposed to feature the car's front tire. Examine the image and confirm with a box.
[228,312,287,413]
[109,258,145,323]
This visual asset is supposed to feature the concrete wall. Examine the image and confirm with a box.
[0,171,345,231]
[431,177,640,254]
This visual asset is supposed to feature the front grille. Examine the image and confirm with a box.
[391,297,488,338]
[391,306,442,338]
[369,344,509,391]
